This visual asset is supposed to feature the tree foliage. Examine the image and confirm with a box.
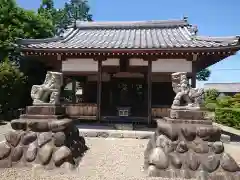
[63,0,93,22]
[0,0,54,60]
[196,68,211,81]
[0,0,94,118]
[0,0,55,118]
[38,0,93,35]
[204,89,219,103]
[204,89,219,111]
[0,59,26,117]
[0,0,93,59]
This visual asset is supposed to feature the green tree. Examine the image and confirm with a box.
[65,0,93,22]
[196,68,211,81]
[38,0,62,34]
[0,0,54,60]
[38,0,93,35]
[0,59,26,119]
[0,0,55,118]
[59,0,93,34]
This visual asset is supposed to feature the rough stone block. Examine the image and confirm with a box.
[0,72,87,170]
[145,109,240,179]
[48,119,73,132]
[220,134,231,143]
[11,119,27,131]
[169,109,206,120]
[0,142,11,160]
[161,117,212,125]
[26,105,65,115]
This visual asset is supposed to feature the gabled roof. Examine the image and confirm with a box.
[19,18,240,51]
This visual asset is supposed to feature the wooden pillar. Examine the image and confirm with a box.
[72,77,77,103]
[191,55,198,88]
[82,77,86,103]
[191,73,196,88]
[97,58,103,121]
[147,59,152,124]
[191,60,197,88]
[109,74,113,107]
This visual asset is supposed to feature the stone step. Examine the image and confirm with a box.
[160,117,212,125]
[78,129,154,139]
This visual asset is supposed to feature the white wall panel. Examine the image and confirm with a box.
[102,58,119,66]
[62,58,98,72]
[129,58,148,66]
[152,59,192,72]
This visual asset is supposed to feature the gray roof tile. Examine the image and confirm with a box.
[19,19,240,50]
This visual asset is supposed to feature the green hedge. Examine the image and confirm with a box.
[205,102,218,112]
[215,108,240,129]
[204,89,219,111]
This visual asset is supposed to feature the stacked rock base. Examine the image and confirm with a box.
[144,109,240,180]
[0,106,87,169]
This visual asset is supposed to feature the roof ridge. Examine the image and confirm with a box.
[196,35,240,42]
[193,35,240,46]
[205,83,240,85]
[70,19,190,29]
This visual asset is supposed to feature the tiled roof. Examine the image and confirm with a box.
[204,83,240,93]
[19,19,240,50]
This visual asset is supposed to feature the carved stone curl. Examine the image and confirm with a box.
[171,72,204,110]
[31,71,63,105]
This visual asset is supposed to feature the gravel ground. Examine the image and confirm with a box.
[0,123,239,180]
[0,138,177,180]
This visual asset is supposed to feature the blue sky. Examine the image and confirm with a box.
[17,0,240,87]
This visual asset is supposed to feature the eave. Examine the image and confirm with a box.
[21,45,240,58]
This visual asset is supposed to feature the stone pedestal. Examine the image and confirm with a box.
[20,105,65,120]
[169,109,206,120]
[0,105,87,169]
[144,109,240,180]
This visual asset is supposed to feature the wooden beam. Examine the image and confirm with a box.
[147,59,152,124]
[97,59,103,121]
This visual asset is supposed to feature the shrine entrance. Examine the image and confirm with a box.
[101,77,148,119]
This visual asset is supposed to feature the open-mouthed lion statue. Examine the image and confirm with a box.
[31,71,63,105]
[171,72,204,110]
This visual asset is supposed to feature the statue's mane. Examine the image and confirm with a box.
[49,72,63,89]
[171,72,186,93]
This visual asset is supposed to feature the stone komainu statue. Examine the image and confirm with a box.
[31,71,63,105]
[171,72,204,110]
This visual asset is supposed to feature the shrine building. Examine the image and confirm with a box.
[19,18,240,124]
